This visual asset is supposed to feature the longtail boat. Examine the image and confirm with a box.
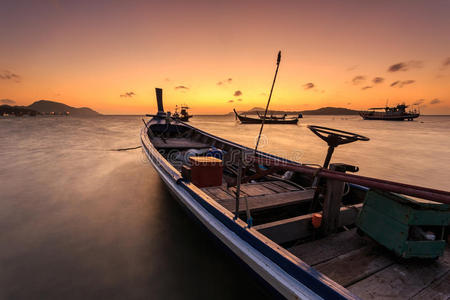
[234,109,299,124]
[173,105,193,121]
[142,88,450,299]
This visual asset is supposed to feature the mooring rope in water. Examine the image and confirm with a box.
[111,146,142,151]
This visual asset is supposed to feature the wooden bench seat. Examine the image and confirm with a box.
[202,181,314,213]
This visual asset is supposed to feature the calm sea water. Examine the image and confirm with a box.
[0,115,449,299]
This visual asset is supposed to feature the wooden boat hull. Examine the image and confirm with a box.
[234,109,298,124]
[359,112,420,121]
[140,118,357,299]
[178,115,192,122]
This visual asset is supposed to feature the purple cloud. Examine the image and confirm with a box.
[120,91,135,98]
[372,77,384,84]
[430,98,441,105]
[0,98,16,104]
[352,75,366,85]
[303,82,315,90]
[0,70,21,82]
[388,61,422,72]
[390,80,415,88]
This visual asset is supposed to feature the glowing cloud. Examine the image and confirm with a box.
[303,82,315,90]
[441,57,450,69]
[352,75,366,85]
[387,61,422,72]
[413,99,425,105]
[0,70,21,82]
[120,92,135,98]
[372,77,384,84]
[0,98,16,104]
[217,78,232,85]
[390,80,415,88]
[430,98,441,104]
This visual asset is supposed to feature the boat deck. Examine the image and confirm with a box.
[202,181,314,213]
[287,229,450,299]
[151,137,210,149]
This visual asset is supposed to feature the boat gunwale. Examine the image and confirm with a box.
[140,119,360,300]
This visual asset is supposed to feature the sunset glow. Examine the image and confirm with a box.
[1,0,449,114]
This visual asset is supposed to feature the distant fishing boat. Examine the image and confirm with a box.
[359,104,419,121]
[233,109,299,124]
[173,105,193,122]
[141,88,450,299]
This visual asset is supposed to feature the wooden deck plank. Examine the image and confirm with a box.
[262,182,290,193]
[348,247,450,299]
[203,187,234,201]
[240,184,276,196]
[271,181,299,191]
[288,229,368,266]
[314,245,394,287]
[411,271,450,300]
[217,189,314,213]
[228,186,249,197]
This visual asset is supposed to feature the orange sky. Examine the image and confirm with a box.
[1,0,449,114]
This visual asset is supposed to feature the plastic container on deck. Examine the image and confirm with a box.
[189,156,223,188]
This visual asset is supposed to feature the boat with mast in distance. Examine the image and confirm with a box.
[142,88,450,299]
[233,109,299,124]
[359,104,420,121]
[173,105,193,122]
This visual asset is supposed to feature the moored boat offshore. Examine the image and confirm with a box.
[359,104,420,121]
[233,109,299,124]
[173,105,193,122]
[141,88,449,299]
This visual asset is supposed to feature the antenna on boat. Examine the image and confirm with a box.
[254,51,281,154]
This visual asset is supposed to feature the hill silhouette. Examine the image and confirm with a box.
[28,100,100,116]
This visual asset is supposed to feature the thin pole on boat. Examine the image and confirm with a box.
[254,51,281,154]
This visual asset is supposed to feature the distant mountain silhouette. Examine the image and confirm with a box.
[300,107,359,115]
[234,106,359,116]
[249,107,265,111]
[28,100,100,116]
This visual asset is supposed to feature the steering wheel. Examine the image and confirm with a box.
[307,125,369,147]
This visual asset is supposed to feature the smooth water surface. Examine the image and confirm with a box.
[0,115,449,299]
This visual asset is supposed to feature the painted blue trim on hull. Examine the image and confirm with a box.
[179,181,356,300]
[162,183,282,299]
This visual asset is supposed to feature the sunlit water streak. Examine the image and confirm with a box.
[0,115,448,299]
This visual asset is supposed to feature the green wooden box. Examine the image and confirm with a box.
[356,190,450,258]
